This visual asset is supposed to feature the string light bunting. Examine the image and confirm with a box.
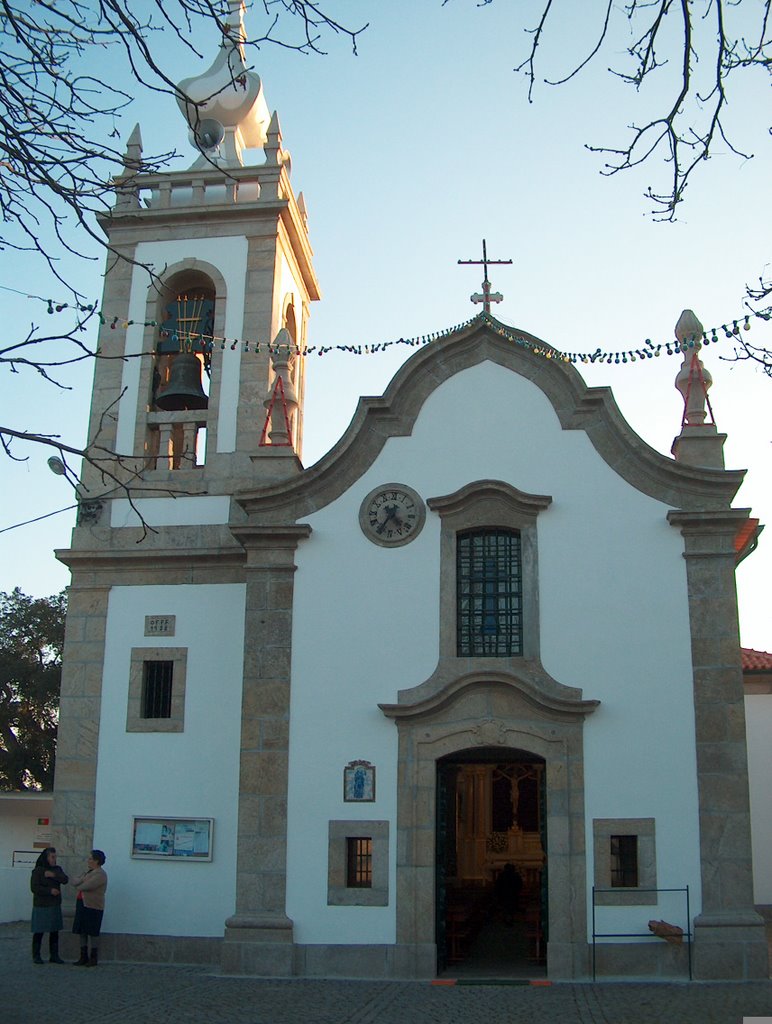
[6,285,770,369]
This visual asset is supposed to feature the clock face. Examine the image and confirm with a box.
[359,484,426,547]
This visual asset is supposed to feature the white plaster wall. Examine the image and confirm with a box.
[110,496,231,528]
[0,866,35,924]
[286,360,702,945]
[116,236,248,456]
[746,693,772,904]
[93,583,245,936]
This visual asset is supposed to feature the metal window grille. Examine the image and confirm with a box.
[346,837,373,888]
[610,834,639,887]
[456,530,523,656]
[141,660,174,719]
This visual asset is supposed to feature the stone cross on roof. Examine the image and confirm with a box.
[458,239,512,313]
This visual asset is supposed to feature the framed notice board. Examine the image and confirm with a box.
[131,817,213,861]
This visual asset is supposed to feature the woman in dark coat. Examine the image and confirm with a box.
[30,847,68,964]
[71,849,108,967]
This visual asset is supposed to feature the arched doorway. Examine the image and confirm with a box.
[436,747,547,978]
[379,668,599,979]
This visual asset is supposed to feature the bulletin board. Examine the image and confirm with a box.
[131,817,213,861]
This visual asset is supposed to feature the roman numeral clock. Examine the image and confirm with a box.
[359,484,426,547]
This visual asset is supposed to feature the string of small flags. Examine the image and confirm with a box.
[8,286,772,365]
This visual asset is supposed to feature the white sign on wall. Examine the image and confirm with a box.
[34,817,52,847]
[13,851,38,867]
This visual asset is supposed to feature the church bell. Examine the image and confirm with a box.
[155,352,209,411]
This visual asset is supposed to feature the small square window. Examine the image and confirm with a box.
[593,818,656,905]
[142,660,174,719]
[346,837,373,888]
[127,647,187,733]
[328,820,388,906]
[610,834,638,887]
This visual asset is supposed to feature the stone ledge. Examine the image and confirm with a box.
[592,940,691,980]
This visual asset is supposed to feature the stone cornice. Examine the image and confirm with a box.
[56,546,245,574]
[427,480,552,519]
[230,528,311,561]
[667,508,753,555]
[667,508,753,532]
[99,197,287,233]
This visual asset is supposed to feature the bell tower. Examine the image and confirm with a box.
[52,8,321,952]
[81,0,320,508]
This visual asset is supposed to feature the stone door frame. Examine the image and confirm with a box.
[381,671,598,979]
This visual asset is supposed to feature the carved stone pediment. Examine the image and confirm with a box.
[379,664,599,724]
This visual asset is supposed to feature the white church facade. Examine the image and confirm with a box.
[52,5,768,980]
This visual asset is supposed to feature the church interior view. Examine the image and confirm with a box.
[437,751,547,977]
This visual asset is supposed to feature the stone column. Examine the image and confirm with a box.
[51,582,111,906]
[222,524,310,975]
[667,509,768,979]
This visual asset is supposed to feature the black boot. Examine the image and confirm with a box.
[48,932,64,964]
[32,933,44,965]
[86,948,99,967]
[73,945,89,966]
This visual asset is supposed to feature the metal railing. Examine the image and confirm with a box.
[591,885,692,981]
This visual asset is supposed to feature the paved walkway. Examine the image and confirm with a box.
[2,924,770,1024]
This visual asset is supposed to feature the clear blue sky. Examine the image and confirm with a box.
[1,0,769,648]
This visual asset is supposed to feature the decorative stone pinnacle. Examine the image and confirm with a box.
[675,309,704,349]
[175,0,271,168]
[263,329,298,447]
[123,123,143,170]
[674,309,713,426]
[671,308,725,468]
[115,123,144,208]
[297,192,309,228]
[223,0,247,46]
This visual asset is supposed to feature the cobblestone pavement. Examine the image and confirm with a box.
[2,924,770,1024]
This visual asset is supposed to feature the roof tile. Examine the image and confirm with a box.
[741,647,772,671]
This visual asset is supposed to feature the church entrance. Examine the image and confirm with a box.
[436,747,547,978]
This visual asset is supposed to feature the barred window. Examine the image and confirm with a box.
[610,835,639,888]
[128,647,187,733]
[457,530,523,657]
[141,660,174,719]
[346,837,373,888]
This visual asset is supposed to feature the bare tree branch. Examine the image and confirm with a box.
[502,0,771,221]
[0,403,202,543]
[456,0,772,371]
